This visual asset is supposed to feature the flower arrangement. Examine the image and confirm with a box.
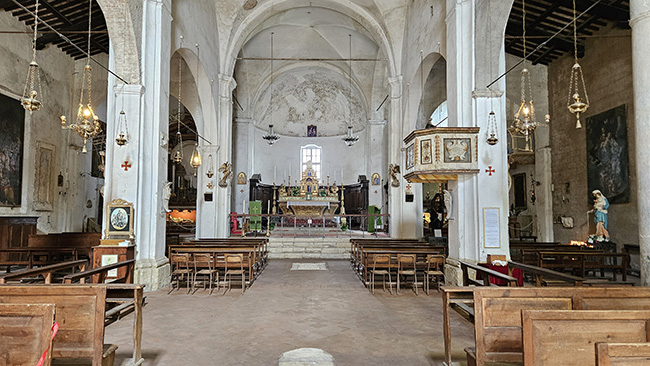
[587,234,609,244]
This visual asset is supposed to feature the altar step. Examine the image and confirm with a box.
[268,238,351,259]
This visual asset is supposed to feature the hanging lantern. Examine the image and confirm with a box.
[486,111,499,146]
[567,0,589,129]
[190,143,202,173]
[206,154,214,178]
[115,110,128,146]
[21,0,43,114]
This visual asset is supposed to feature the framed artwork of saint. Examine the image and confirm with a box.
[237,172,247,185]
[307,125,317,137]
[105,199,134,238]
[406,144,414,170]
[371,173,380,185]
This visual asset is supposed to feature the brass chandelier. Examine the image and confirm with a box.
[567,0,590,128]
[262,32,280,145]
[60,0,101,153]
[342,34,359,147]
[21,0,43,114]
[171,37,185,164]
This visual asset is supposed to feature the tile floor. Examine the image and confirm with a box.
[105,259,475,366]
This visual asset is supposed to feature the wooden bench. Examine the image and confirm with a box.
[0,285,114,366]
[459,287,650,366]
[507,260,584,286]
[459,260,519,287]
[63,259,135,284]
[596,342,650,365]
[0,247,81,271]
[537,251,629,281]
[0,303,56,366]
[0,259,88,284]
[522,310,650,365]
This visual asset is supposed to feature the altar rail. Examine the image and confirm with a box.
[229,213,390,238]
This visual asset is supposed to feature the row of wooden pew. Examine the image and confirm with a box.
[349,238,447,294]
[0,232,101,271]
[443,286,650,366]
[168,237,269,293]
[0,258,143,366]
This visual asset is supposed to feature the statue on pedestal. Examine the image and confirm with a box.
[588,189,610,240]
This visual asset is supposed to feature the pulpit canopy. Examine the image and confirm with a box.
[403,127,480,183]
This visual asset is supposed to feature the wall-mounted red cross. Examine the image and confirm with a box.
[485,166,495,176]
[121,161,132,171]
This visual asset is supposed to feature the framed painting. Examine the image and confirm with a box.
[307,125,317,137]
[0,93,25,207]
[586,105,629,204]
[420,139,432,164]
[237,172,247,185]
[406,144,414,170]
[371,173,380,185]
[105,199,134,238]
[33,141,55,211]
[443,138,472,163]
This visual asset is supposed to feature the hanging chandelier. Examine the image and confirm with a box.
[342,34,359,148]
[263,124,280,145]
[263,32,280,146]
[567,0,590,129]
[206,154,214,178]
[511,0,548,152]
[189,44,202,173]
[485,0,498,146]
[171,37,184,164]
[342,126,359,147]
[21,0,43,114]
[115,107,128,146]
[60,0,101,153]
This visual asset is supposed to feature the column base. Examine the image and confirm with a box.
[444,258,464,286]
[134,257,170,291]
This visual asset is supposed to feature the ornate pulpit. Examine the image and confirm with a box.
[403,127,480,183]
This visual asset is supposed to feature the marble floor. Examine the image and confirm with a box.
[105,259,476,366]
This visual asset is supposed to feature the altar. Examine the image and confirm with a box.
[277,162,341,217]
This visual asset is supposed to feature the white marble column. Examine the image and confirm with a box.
[213,74,237,237]
[102,0,172,291]
[631,0,650,286]
[366,120,386,208]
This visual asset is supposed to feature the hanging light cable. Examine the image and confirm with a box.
[342,34,359,147]
[567,0,590,128]
[21,0,43,114]
[189,44,202,174]
[263,32,280,145]
[486,0,499,146]
[60,0,102,153]
[171,36,184,163]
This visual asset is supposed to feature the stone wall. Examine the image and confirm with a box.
[547,24,636,246]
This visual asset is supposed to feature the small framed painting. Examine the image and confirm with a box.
[420,139,433,164]
[307,125,317,137]
[406,144,415,170]
[371,173,380,185]
[106,199,134,238]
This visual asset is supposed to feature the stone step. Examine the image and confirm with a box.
[268,238,351,259]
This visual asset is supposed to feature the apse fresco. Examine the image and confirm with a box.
[0,94,25,207]
[586,104,630,204]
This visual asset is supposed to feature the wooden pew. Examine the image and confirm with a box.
[459,260,519,287]
[522,310,650,365]
[460,287,650,366]
[537,251,629,281]
[28,232,101,260]
[0,247,80,271]
[0,259,88,284]
[507,260,584,286]
[62,259,135,284]
[0,303,56,366]
[0,285,114,366]
[596,342,650,365]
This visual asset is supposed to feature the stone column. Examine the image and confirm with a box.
[630,0,650,285]
[213,74,237,237]
[103,0,172,291]
[366,119,386,208]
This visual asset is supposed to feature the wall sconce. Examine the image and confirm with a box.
[206,154,214,178]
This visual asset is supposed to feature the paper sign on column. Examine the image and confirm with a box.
[483,207,500,248]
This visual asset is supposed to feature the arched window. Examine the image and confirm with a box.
[301,144,322,179]
[430,100,448,127]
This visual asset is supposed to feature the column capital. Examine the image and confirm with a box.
[472,88,503,98]
[113,83,145,96]
[235,117,255,124]
[388,76,402,98]
[630,0,650,26]
[368,119,387,126]
[218,74,237,97]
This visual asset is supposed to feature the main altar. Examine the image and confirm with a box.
[277,162,340,217]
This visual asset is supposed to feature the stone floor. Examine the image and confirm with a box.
[105,259,476,366]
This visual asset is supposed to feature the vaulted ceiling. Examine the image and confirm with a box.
[0,0,631,66]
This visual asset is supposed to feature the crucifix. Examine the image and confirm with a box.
[485,166,495,176]
[121,161,132,171]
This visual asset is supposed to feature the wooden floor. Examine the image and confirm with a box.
[105,259,476,366]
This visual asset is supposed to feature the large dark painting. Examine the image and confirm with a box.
[0,94,25,207]
[586,105,629,204]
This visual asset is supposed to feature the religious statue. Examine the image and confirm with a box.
[218,162,232,188]
[162,182,172,213]
[389,164,400,187]
[443,189,452,222]
[588,189,610,240]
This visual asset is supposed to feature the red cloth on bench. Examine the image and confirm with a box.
[479,263,524,286]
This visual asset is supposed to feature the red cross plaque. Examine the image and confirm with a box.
[485,166,495,176]
[121,161,132,171]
